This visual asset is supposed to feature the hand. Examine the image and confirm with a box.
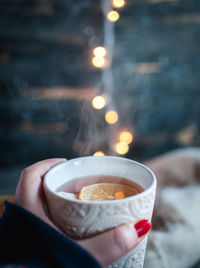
[15,159,151,267]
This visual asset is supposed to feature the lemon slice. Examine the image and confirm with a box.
[78,183,138,201]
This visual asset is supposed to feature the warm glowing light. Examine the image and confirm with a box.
[92,56,105,68]
[92,95,106,110]
[93,151,105,156]
[119,131,133,144]
[112,0,125,8]
[115,141,129,155]
[136,62,161,74]
[105,110,119,124]
[93,47,107,58]
[107,11,120,22]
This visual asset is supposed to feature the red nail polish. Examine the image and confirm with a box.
[134,219,151,238]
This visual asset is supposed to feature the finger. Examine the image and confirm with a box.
[78,220,151,267]
[15,158,66,221]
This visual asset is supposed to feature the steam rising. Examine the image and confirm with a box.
[76,0,125,156]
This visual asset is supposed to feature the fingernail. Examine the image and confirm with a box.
[134,219,151,238]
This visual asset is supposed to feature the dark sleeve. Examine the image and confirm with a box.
[0,202,102,268]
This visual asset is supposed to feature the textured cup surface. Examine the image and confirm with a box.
[44,156,156,268]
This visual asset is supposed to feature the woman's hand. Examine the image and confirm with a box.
[15,159,151,267]
[15,158,66,230]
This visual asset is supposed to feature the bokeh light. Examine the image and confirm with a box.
[92,95,106,110]
[105,110,119,124]
[107,11,120,22]
[93,151,105,156]
[115,141,129,155]
[111,0,125,8]
[93,47,107,57]
[92,56,105,68]
[119,131,133,144]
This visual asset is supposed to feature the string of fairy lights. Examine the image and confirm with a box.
[90,0,133,157]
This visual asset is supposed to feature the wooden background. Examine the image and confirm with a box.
[0,0,200,195]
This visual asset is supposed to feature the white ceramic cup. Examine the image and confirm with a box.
[44,156,156,268]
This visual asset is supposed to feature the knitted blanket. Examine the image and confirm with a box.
[144,148,200,268]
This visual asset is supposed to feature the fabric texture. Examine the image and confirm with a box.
[0,202,102,268]
[144,148,200,268]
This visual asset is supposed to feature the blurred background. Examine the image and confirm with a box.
[0,0,200,194]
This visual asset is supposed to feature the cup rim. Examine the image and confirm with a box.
[44,156,157,205]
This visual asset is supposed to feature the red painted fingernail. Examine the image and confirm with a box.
[134,219,151,238]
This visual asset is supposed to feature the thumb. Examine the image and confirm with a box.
[78,219,151,267]
[15,158,66,224]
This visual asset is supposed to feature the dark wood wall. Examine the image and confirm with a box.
[0,0,200,168]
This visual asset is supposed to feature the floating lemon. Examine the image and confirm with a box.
[78,183,138,201]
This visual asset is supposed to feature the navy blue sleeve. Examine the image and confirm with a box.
[0,202,102,268]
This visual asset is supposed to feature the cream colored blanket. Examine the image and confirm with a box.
[144,148,200,268]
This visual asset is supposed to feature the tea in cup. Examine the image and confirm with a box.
[44,156,156,268]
